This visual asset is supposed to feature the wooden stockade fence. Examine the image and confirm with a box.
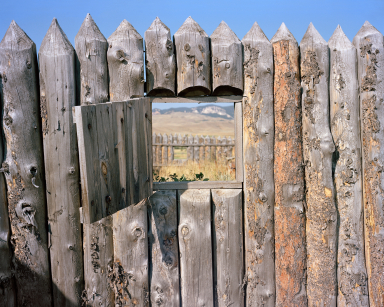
[0,13,383,307]
[152,134,235,166]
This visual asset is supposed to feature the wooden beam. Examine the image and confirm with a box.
[148,95,242,103]
[353,21,384,307]
[271,23,307,306]
[153,181,242,190]
[301,23,337,307]
[0,20,52,306]
[39,18,84,306]
[235,102,243,182]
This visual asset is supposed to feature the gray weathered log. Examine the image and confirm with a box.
[271,23,307,306]
[112,199,149,306]
[212,189,243,307]
[0,20,52,306]
[241,22,275,307]
[300,23,337,307]
[75,13,109,105]
[148,190,180,307]
[353,21,384,307]
[178,189,213,306]
[329,25,369,307]
[39,18,84,306]
[83,217,114,306]
[211,21,243,96]
[174,17,211,96]
[145,17,176,96]
[108,20,144,101]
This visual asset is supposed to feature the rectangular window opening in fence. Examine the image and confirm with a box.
[151,100,243,184]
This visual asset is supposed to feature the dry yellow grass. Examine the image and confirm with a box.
[153,159,236,182]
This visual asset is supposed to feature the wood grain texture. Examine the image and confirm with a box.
[75,13,109,105]
[174,17,211,96]
[149,95,242,103]
[353,21,384,307]
[0,20,52,306]
[212,189,243,307]
[178,189,213,306]
[145,17,176,96]
[107,20,144,101]
[271,23,307,307]
[300,23,337,307]
[83,217,114,306]
[148,190,180,307]
[329,25,369,307]
[39,18,84,306]
[242,22,275,307]
[211,21,243,96]
[112,199,149,307]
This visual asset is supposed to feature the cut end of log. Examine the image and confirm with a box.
[328,25,354,50]
[39,18,73,55]
[75,13,106,42]
[353,20,382,41]
[108,19,142,41]
[0,20,34,48]
[147,17,170,32]
[211,21,240,44]
[300,22,327,45]
[242,21,270,43]
[174,16,208,37]
[270,22,297,44]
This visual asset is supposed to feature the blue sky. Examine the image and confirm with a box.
[1,0,383,109]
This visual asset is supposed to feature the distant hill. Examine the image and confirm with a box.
[153,104,234,119]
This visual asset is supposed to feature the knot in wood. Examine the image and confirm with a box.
[26,60,31,69]
[159,206,167,215]
[133,227,142,237]
[105,195,112,203]
[259,192,268,203]
[181,225,189,237]
[225,62,230,69]
[184,43,190,51]
[68,167,75,174]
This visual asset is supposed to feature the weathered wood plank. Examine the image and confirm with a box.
[112,199,149,307]
[83,217,114,306]
[178,189,213,306]
[148,190,180,306]
[242,22,275,306]
[212,189,243,307]
[39,18,83,306]
[329,25,369,307]
[271,23,307,306]
[174,17,211,96]
[107,20,144,101]
[75,13,109,105]
[149,95,242,103]
[353,21,384,307]
[145,17,176,96]
[0,20,52,306]
[300,23,337,307]
[153,181,242,190]
[211,21,243,96]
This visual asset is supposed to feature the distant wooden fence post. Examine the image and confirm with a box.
[353,21,384,307]
[301,23,337,306]
[271,23,307,306]
[75,13,109,105]
[242,22,275,306]
[39,18,84,306]
[0,20,52,306]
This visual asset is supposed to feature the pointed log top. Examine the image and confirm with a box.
[353,21,382,40]
[0,20,34,49]
[174,16,208,37]
[108,19,142,41]
[39,18,73,55]
[270,22,296,43]
[75,13,106,42]
[328,25,354,50]
[211,21,240,43]
[242,22,269,43]
[147,17,170,32]
[300,22,327,45]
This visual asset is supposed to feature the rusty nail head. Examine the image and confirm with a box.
[106,195,112,203]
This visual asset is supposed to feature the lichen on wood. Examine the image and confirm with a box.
[271,23,307,307]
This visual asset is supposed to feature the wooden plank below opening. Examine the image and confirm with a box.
[149,95,243,103]
[153,181,242,190]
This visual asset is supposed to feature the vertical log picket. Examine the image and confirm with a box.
[75,13,109,105]
[107,20,144,101]
[271,23,307,306]
[39,18,83,306]
[242,22,275,307]
[353,21,384,307]
[0,20,52,306]
[174,17,211,96]
[145,17,176,96]
[301,23,337,307]
[194,135,199,162]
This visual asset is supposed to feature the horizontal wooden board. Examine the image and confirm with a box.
[153,181,242,190]
[149,95,243,103]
